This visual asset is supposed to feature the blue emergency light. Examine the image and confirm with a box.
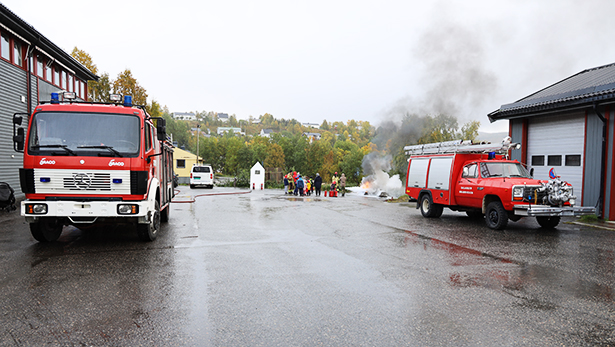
[488,151,496,160]
[123,95,132,107]
[51,93,59,104]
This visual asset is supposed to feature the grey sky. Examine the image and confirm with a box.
[4,0,615,133]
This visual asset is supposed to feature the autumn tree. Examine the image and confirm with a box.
[264,143,285,168]
[113,69,148,105]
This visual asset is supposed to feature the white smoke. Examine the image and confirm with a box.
[360,152,404,198]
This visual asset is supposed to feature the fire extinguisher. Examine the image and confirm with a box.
[252,183,255,190]
[261,183,263,190]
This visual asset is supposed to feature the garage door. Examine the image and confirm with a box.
[527,113,585,203]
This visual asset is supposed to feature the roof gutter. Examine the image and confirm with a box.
[593,102,607,218]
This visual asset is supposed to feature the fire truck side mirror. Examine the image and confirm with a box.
[152,117,166,140]
[530,168,534,177]
[13,128,24,152]
[13,115,22,126]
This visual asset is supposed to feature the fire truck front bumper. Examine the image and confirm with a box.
[513,204,596,217]
[22,200,151,224]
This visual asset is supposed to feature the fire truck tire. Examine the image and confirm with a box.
[30,218,63,242]
[485,201,508,230]
[137,201,160,241]
[536,216,560,229]
[420,194,443,218]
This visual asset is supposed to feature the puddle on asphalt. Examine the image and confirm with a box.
[400,230,615,304]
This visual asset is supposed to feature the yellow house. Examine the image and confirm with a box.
[173,147,201,184]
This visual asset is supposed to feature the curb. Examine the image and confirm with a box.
[568,221,615,231]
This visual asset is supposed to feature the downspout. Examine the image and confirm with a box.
[593,103,607,218]
[26,43,32,115]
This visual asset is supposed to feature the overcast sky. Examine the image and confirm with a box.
[4,0,615,133]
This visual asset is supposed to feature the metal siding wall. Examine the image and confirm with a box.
[0,61,29,199]
[584,111,605,208]
[606,109,614,217]
[38,80,61,103]
[509,119,523,162]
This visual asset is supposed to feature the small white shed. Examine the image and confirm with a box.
[250,162,265,190]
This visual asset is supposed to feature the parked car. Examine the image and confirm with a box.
[190,165,214,189]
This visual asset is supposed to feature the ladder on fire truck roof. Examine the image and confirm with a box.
[404,136,521,156]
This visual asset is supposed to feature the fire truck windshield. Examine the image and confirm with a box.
[28,112,140,157]
[480,162,531,178]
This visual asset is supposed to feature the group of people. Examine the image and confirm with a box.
[283,171,346,197]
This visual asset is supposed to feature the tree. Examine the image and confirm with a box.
[71,47,97,74]
[89,73,111,102]
[113,69,148,105]
[264,143,285,169]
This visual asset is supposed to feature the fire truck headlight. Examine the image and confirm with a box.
[513,186,524,200]
[26,203,48,214]
[117,204,139,215]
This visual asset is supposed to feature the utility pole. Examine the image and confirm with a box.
[196,124,200,164]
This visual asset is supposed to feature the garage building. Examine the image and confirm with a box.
[0,4,97,198]
[488,62,615,219]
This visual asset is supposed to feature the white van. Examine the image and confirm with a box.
[190,164,214,189]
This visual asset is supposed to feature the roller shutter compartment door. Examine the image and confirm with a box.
[527,113,585,202]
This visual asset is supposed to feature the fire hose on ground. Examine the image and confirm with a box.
[170,189,252,203]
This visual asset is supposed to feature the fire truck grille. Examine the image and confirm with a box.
[34,169,131,195]
[522,186,547,204]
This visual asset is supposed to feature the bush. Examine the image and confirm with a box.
[578,214,601,223]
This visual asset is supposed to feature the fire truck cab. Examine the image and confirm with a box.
[404,137,596,229]
[13,92,174,242]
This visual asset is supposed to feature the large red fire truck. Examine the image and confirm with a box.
[12,92,174,242]
[404,137,595,229]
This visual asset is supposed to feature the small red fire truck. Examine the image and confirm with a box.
[12,92,174,242]
[404,137,595,229]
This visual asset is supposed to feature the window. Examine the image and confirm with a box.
[547,155,562,166]
[61,71,66,89]
[177,159,186,168]
[14,41,22,66]
[255,170,261,175]
[37,55,44,78]
[145,124,153,151]
[68,74,73,92]
[531,155,545,166]
[45,63,52,82]
[462,164,478,178]
[80,81,85,99]
[1,33,9,60]
[53,67,59,86]
[566,155,581,166]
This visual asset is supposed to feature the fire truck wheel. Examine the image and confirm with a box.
[30,218,63,242]
[536,216,560,229]
[420,194,443,218]
[137,201,160,241]
[485,201,508,230]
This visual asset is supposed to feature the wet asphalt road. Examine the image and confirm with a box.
[1,186,614,346]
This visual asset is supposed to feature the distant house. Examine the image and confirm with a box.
[190,128,210,137]
[303,132,321,143]
[260,129,274,138]
[250,162,265,190]
[173,147,201,184]
[173,112,196,121]
[302,122,320,129]
[217,127,244,136]
[217,113,230,122]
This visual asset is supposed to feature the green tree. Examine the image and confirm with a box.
[264,143,285,169]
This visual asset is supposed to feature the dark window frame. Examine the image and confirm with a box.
[177,159,186,168]
[531,155,545,166]
[547,155,562,166]
[565,154,582,166]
